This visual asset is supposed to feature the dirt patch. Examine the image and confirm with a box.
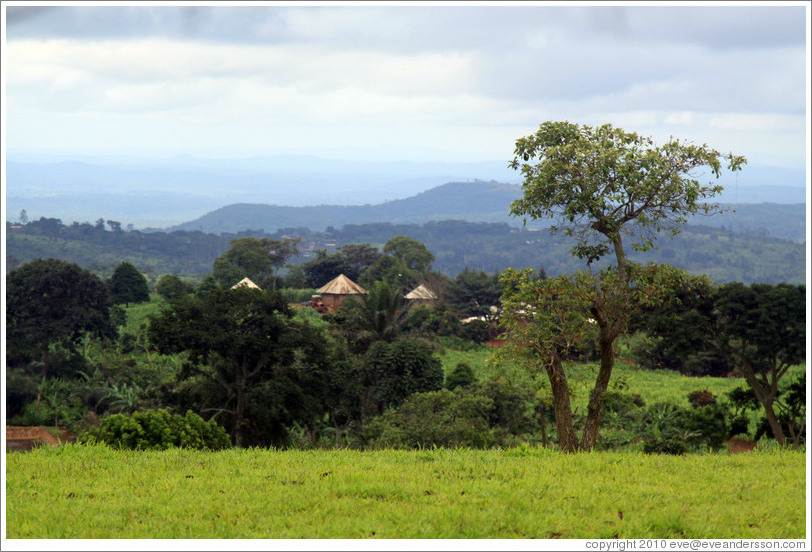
[725,437,757,454]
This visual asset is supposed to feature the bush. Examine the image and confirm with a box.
[687,389,717,408]
[364,379,540,450]
[603,391,646,414]
[672,403,730,450]
[446,362,476,390]
[81,409,231,450]
[365,389,496,449]
[458,319,491,344]
[643,438,688,455]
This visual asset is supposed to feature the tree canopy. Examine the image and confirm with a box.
[109,261,150,306]
[509,121,747,268]
[501,121,746,452]
[6,258,116,366]
[212,237,299,289]
[147,286,333,447]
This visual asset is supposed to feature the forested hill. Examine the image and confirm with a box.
[166,181,523,234]
[7,217,806,286]
[166,181,807,242]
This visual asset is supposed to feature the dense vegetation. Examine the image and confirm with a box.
[6,215,806,285]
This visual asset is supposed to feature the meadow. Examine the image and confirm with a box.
[5,444,806,539]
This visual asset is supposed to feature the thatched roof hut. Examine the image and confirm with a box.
[317,274,366,311]
[231,277,262,290]
[404,284,437,305]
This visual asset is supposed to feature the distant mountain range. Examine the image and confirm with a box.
[166,181,807,243]
[4,154,807,230]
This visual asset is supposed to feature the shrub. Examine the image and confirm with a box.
[603,391,646,414]
[687,389,717,408]
[446,362,476,390]
[364,379,541,450]
[81,409,230,450]
[458,319,491,344]
[672,404,730,450]
[364,389,496,449]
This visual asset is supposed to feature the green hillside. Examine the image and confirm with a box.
[6,216,806,285]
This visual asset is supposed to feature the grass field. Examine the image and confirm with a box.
[437,344,804,411]
[5,444,805,539]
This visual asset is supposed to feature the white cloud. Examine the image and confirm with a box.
[3,5,807,169]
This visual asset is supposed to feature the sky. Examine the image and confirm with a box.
[2,2,810,169]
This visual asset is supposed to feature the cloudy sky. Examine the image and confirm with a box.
[3,2,809,168]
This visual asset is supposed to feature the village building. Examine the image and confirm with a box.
[231,277,262,290]
[404,284,437,306]
[316,274,367,312]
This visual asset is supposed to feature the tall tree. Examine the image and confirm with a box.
[383,236,435,274]
[502,121,745,452]
[6,259,116,368]
[147,287,332,447]
[444,269,502,322]
[109,261,150,306]
[213,237,300,290]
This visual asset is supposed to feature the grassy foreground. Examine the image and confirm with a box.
[6,444,806,539]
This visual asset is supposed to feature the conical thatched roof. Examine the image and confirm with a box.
[317,274,366,295]
[231,277,262,290]
[405,284,437,301]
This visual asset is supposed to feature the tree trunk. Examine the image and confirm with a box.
[539,401,548,448]
[234,360,246,448]
[581,326,616,450]
[544,349,580,453]
[740,362,785,446]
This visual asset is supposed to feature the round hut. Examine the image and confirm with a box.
[316,274,367,312]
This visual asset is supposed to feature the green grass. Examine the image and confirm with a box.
[121,295,167,336]
[5,444,805,539]
[438,345,804,411]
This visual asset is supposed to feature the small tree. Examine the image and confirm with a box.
[213,236,300,290]
[711,282,805,447]
[156,274,192,301]
[502,121,745,452]
[109,262,150,307]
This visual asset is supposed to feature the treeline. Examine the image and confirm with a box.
[6,245,806,452]
[6,217,806,285]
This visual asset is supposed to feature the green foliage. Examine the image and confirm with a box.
[7,215,805,286]
[364,389,496,449]
[364,379,539,449]
[109,262,150,306]
[362,339,444,415]
[300,249,354,288]
[212,236,299,289]
[602,391,646,414]
[444,268,502,319]
[327,282,412,354]
[445,362,476,390]
[509,120,745,264]
[156,274,192,300]
[642,438,689,455]
[147,286,337,447]
[81,409,230,450]
[6,258,116,365]
[383,235,435,274]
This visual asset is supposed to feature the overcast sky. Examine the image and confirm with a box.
[2,3,809,168]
